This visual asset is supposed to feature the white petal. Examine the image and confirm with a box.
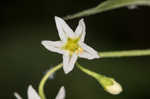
[28,85,40,99]
[41,40,65,54]
[55,16,75,41]
[63,52,78,74]
[79,43,100,59]
[14,92,22,99]
[78,51,94,60]
[55,86,66,99]
[75,19,86,42]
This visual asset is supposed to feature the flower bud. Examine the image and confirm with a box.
[100,77,122,95]
[76,63,123,95]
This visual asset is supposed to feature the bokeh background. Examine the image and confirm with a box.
[1,0,150,99]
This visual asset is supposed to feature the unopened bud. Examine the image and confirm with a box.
[100,77,122,95]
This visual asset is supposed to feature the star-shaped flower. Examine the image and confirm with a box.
[42,16,100,74]
[14,85,65,99]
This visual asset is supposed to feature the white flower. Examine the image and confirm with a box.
[14,85,65,99]
[42,16,100,74]
[105,79,122,95]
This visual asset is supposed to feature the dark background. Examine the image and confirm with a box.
[1,0,150,99]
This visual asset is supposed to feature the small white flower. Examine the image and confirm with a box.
[14,85,65,99]
[105,79,122,95]
[14,85,40,99]
[42,16,100,74]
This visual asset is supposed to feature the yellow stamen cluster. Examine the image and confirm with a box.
[62,37,83,55]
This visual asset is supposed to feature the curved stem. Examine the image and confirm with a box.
[99,49,150,58]
[38,63,63,99]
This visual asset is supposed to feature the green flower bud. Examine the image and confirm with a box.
[99,77,122,95]
[76,63,123,95]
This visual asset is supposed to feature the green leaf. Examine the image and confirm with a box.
[64,0,150,20]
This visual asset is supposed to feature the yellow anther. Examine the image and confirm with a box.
[76,47,83,54]
[79,47,83,53]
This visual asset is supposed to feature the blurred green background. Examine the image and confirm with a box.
[1,0,150,99]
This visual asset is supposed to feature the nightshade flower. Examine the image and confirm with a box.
[42,16,100,74]
[14,85,65,99]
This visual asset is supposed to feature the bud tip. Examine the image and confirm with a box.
[105,79,122,95]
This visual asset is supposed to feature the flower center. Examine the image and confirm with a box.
[62,37,83,55]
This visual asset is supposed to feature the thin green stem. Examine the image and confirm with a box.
[99,49,150,58]
[76,62,103,79]
[38,63,63,99]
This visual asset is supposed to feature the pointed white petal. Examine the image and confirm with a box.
[78,51,94,60]
[41,40,65,54]
[75,19,86,42]
[28,85,40,99]
[55,16,75,41]
[63,52,70,74]
[14,92,22,99]
[55,86,66,99]
[63,52,78,74]
[79,43,100,59]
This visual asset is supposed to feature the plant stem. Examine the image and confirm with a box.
[76,62,103,79]
[99,49,150,58]
[38,63,63,99]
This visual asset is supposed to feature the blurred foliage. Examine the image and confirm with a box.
[64,0,150,19]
